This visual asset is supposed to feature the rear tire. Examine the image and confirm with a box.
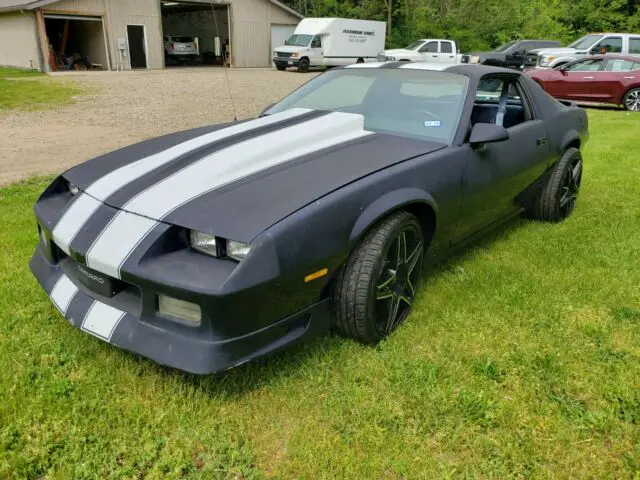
[623,88,640,111]
[356,58,364,63]
[332,211,424,344]
[529,147,583,222]
[298,58,310,73]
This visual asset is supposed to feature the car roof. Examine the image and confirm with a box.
[344,62,520,78]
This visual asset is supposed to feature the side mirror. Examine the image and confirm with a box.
[284,40,289,45]
[590,46,599,54]
[259,102,275,117]
[469,123,509,147]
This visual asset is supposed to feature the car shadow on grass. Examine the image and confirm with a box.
[141,216,530,397]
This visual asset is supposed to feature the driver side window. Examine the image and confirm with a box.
[420,41,439,53]
[472,76,531,129]
[310,36,322,48]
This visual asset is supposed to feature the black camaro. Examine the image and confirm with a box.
[31,63,588,374]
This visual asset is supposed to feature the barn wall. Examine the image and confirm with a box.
[0,11,42,70]
[44,0,106,14]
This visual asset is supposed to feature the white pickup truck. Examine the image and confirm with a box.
[377,39,462,63]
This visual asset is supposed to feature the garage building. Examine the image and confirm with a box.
[0,0,302,71]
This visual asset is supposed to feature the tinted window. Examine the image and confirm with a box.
[310,36,322,48]
[420,42,439,53]
[440,41,453,53]
[566,59,605,71]
[266,69,469,144]
[494,41,517,52]
[598,37,623,53]
[630,38,640,54]
[569,34,604,50]
[605,59,636,72]
[406,41,424,50]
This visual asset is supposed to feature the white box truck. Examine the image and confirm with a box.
[273,18,386,72]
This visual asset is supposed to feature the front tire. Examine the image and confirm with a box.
[276,64,286,71]
[623,88,640,111]
[297,58,310,73]
[332,211,424,344]
[530,147,583,222]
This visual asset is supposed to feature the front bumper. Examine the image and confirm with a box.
[30,245,330,374]
[272,57,299,68]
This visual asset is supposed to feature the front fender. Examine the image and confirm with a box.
[349,188,438,243]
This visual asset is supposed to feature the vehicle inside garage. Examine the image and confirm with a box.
[43,15,109,71]
[160,1,230,67]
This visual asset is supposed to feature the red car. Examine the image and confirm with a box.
[526,55,640,111]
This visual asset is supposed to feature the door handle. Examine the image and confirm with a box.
[431,55,438,57]
[536,137,548,146]
[583,76,594,79]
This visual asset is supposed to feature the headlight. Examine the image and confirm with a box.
[227,240,251,261]
[190,231,218,257]
[189,230,251,261]
[540,55,555,67]
[470,55,481,64]
[291,52,299,58]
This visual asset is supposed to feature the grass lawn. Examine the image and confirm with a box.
[1,109,639,478]
[0,67,80,111]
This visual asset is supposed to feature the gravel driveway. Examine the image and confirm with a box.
[0,68,314,186]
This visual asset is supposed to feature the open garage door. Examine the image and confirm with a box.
[270,24,296,67]
[160,1,230,67]
[44,14,110,71]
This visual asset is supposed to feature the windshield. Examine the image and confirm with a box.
[286,34,312,47]
[569,34,603,50]
[171,36,193,43]
[405,41,425,51]
[265,69,469,144]
[494,41,517,52]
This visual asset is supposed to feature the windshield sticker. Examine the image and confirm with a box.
[424,121,442,127]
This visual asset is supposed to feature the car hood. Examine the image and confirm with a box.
[380,48,416,56]
[62,108,445,242]
[528,47,576,56]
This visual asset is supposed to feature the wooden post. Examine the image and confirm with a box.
[34,9,52,72]
[59,19,69,55]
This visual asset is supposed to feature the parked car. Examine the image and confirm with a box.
[377,39,462,63]
[164,35,198,64]
[462,39,561,69]
[30,63,588,374]
[525,32,640,69]
[526,55,640,111]
[273,18,386,72]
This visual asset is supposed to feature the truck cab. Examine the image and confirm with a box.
[526,33,640,69]
[378,39,460,64]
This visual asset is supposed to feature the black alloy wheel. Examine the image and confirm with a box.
[332,211,425,344]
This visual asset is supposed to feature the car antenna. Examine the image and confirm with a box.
[210,1,238,122]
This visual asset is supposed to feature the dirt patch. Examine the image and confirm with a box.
[0,68,314,186]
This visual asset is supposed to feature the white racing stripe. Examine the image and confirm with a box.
[51,108,312,253]
[81,301,126,341]
[87,111,373,279]
[50,274,79,314]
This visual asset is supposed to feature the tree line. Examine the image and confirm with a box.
[282,0,640,50]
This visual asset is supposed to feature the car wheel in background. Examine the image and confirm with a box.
[623,88,640,111]
[298,58,310,72]
[356,58,364,63]
[276,65,286,71]
[332,211,424,344]
[530,147,582,222]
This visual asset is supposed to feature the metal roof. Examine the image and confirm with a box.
[0,0,303,18]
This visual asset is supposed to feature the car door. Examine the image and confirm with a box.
[309,35,323,65]
[439,41,457,64]
[561,58,606,100]
[505,42,526,69]
[590,58,638,102]
[455,75,549,241]
[418,41,439,62]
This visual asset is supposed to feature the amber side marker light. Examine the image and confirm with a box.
[305,268,328,283]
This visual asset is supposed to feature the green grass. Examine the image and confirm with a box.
[0,67,79,111]
[1,110,639,478]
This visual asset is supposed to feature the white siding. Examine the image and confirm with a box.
[0,11,42,70]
